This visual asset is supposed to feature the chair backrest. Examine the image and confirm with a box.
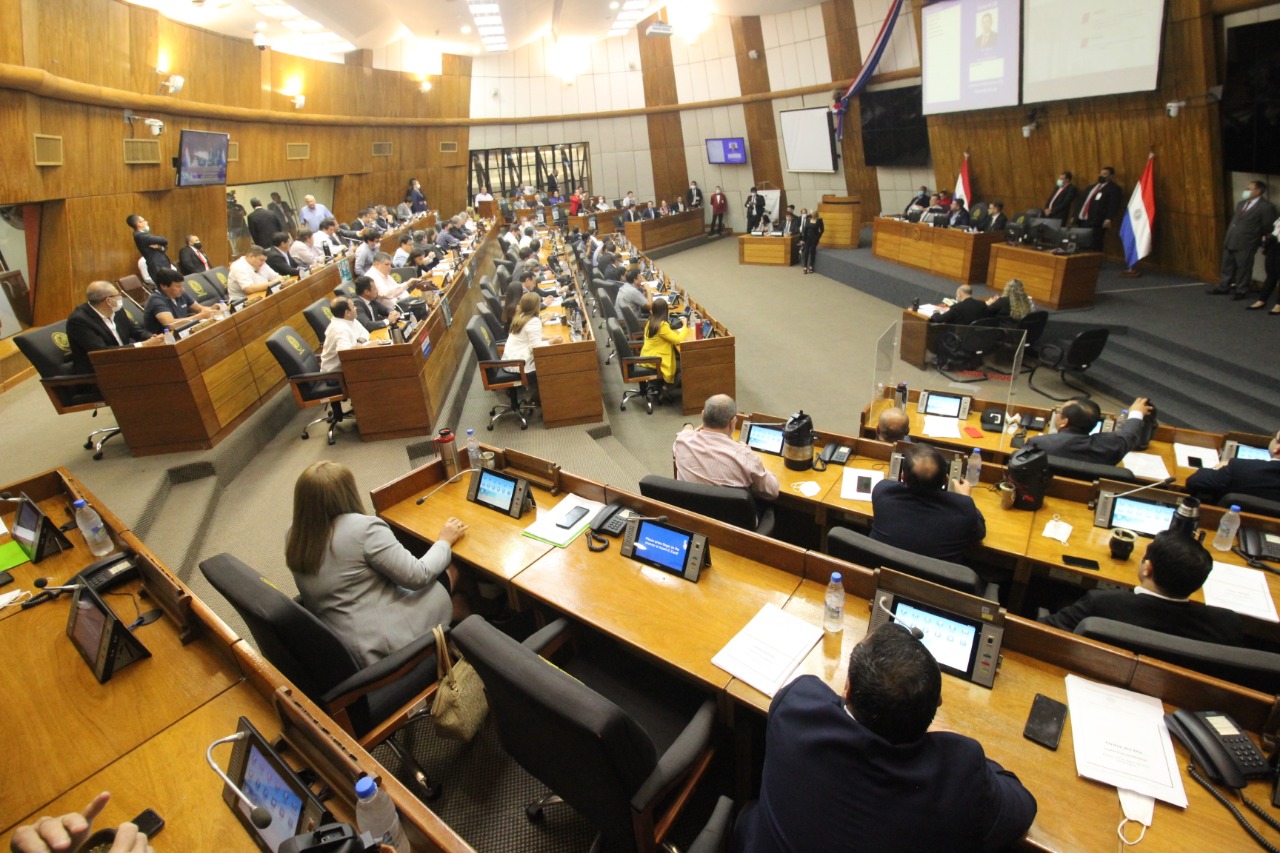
[198,554,372,727]
[183,274,219,307]
[116,274,150,304]
[1074,617,1280,694]
[1064,328,1110,369]
[638,475,761,531]
[266,325,322,382]
[117,297,147,333]
[303,298,334,343]
[617,304,642,338]
[451,616,658,848]
[607,318,635,370]
[333,282,357,300]
[206,266,230,292]
[1045,454,1136,484]
[597,291,617,322]
[14,321,95,410]
[466,316,511,391]
[479,282,497,302]
[1018,310,1049,345]
[1218,493,1280,519]
[826,527,995,600]
[390,266,416,283]
[484,292,504,321]
[476,303,506,343]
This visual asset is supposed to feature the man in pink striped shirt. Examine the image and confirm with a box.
[673,395,779,501]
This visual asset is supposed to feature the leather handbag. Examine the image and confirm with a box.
[430,624,488,741]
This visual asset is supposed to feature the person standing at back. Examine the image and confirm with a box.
[709,186,728,235]
[127,214,174,282]
[1209,180,1277,298]
[799,208,824,273]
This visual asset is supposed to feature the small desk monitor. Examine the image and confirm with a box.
[1235,444,1271,462]
[742,423,785,456]
[12,493,72,564]
[466,467,531,518]
[65,583,151,683]
[917,390,971,420]
[223,717,330,852]
[620,518,708,582]
[1109,495,1177,538]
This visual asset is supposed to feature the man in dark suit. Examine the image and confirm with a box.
[1027,396,1153,466]
[745,187,765,233]
[177,235,212,276]
[870,444,985,564]
[799,209,824,273]
[929,285,988,326]
[946,198,971,229]
[1209,180,1277,297]
[735,623,1036,853]
[775,212,799,237]
[265,232,302,277]
[624,205,643,223]
[352,276,400,331]
[640,201,658,221]
[246,198,283,249]
[1074,167,1123,237]
[1041,531,1243,645]
[981,201,1007,232]
[1187,431,1280,504]
[686,181,703,209]
[1043,171,1079,223]
[127,213,174,282]
[66,281,151,375]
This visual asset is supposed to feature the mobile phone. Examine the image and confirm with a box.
[1061,555,1101,571]
[1187,455,1204,468]
[964,426,984,438]
[0,571,12,588]
[1024,694,1067,750]
[131,809,165,839]
[557,506,590,529]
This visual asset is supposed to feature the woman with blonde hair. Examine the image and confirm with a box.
[639,297,688,401]
[504,291,563,403]
[285,461,466,666]
[986,278,1033,322]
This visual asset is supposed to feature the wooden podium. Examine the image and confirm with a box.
[818,195,861,248]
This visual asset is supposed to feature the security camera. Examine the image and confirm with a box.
[1166,100,1185,118]
[144,118,164,136]
[253,32,269,51]
[1021,123,1034,138]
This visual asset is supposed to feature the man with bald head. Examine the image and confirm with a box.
[673,394,779,501]
[871,443,985,563]
[297,195,334,233]
[66,281,151,375]
[876,407,910,443]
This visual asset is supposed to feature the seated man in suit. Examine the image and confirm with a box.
[352,276,400,331]
[870,444,984,564]
[265,232,303,277]
[177,234,212,275]
[946,198,971,229]
[735,623,1036,853]
[929,285,989,326]
[774,211,800,237]
[1187,430,1280,505]
[673,394,779,501]
[1026,396,1153,466]
[319,298,374,373]
[67,281,151,375]
[143,268,218,334]
[982,201,1007,232]
[1040,530,1243,645]
[875,407,910,443]
[641,201,659,220]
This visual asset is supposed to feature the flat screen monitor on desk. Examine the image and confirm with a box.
[466,468,531,519]
[1094,490,1179,538]
[620,518,707,582]
[1234,444,1272,462]
[223,717,330,852]
[917,390,972,420]
[65,583,151,684]
[742,423,785,456]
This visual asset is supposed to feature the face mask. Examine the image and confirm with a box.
[193,242,203,251]
[1242,190,1254,201]
[1056,179,1064,187]
[109,298,123,312]
[1098,175,1108,183]
[141,225,150,232]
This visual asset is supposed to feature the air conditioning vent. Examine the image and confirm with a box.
[372,141,393,156]
[439,141,458,153]
[33,135,63,167]
[227,141,240,162]
[286,142,311,160]
[123,138,162,165]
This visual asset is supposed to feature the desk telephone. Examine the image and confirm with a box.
[589,502,631,537]
[1165,709,1269,789]
[1240,527,1280,562]
[76,553,139,592]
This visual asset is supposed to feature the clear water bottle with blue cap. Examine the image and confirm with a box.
[824,573,845,633]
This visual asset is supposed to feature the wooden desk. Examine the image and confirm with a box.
[987,243,1104,310]
[899,308,940,370]
[624,209,705,252]
[871,217,1003,284]
[737,235,795,266]
[817,195,861,249]
[531,252,604,429]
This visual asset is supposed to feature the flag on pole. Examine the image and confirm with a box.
[954,154,971,208]
[832,0,906,140]
[1119,153,1156,269]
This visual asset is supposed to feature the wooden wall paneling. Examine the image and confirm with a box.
[32,200,71,326]
[731,17,785,202]
[0,0,24,66]
[0,92,32,205]
[637,14,689,204]
[821,0,879,205]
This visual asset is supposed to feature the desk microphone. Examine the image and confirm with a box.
[207,732,273,829]
[875,595,925,640]
[1110,476,1176,500]
[0,491,21,504]
[33,578,84,593]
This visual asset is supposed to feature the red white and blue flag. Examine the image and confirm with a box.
[1119,153,1156,269]
[831,0,906,140]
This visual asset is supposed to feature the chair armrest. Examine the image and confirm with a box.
[522,618,570,654]
[40,373,101,388]
[1038,342,1065,366]
[322,629,440,711]
[478,358,527,377]
[687,797,734,853]
[622,354,662,381]
[631,696,717,810]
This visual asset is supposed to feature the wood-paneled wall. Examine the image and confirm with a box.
[731,17,786,205]
[926,0,1224,280]
[822,0,879,206]
[638,14,690,205]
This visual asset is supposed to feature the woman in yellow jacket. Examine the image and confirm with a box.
[639,297,688,401]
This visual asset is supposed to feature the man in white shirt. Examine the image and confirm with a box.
[621,191,637,208]
[297,195,334,233]
[391,234,412,267]
[354,230,381,276]
[290,228,322,268]
[313,219,342,256]
[366,252,413,310]
[226,246,281,301]
[319,298,373,373]
[475,187,494,205]
[673,394,780,501]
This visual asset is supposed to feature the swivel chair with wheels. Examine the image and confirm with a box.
[465,316,533,430]
[607,318,660,414]
[265,326,356,445]
[1028,328,1110,401]
[935,318,1006,382]
[302,298,334,344]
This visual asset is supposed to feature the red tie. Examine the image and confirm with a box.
[195,249,208,268]
[1079,184,1101,220]
[1047,185,1065,211]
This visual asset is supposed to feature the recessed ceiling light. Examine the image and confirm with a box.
[469,4,501,14]
[610,1,620,8]
[473,15,502,26]
[622,0,648,9]
[461,25,472,33]
[616,10,644,21]
[478,26,504,36]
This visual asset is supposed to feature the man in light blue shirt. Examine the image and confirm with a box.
[298,195,334,233]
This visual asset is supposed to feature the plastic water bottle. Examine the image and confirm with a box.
[73,499,114,557]
[354,777,408,853]
[465,428,480,470]
[824,573,845,633]
[1213,505,1242,552]
[968,448,982,485]
[162,327,175,345]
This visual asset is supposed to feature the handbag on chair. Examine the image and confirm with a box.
[430,624,488,741]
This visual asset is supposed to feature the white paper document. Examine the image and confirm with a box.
[840,468,883,502]
[1121,452,1171,482]
[712,604,823,697]
[922,415,963,438]
[1173,443,1219,470]
[916,303,942,318]
[522,494,605,548]
[1064,675,1188,808]
[1204,561,1280,623]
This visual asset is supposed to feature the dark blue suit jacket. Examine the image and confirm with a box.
[1027,415,1145,467]
[1186,458,1280,505]
[1041,589,1243,645]
[870,479,986,564]
[736,676,1036,853]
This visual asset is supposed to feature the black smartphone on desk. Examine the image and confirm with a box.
[1023,694,1067,750]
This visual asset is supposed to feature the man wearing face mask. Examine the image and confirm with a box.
[67,281,152,375]
[1208,180,1277,298]
[1074,167,1123,236]
[1043,171,1078,223]
[710,186,727,235]
[178,235,211,275]
[686,181,704,209]
[904,186,930,218]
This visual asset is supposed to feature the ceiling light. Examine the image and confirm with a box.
[291,94,306,109]
[473,15,502,26]
[421,80,433,92]
[468,4,501,14]
[616,10,645,21]
[461,25,472,34]
[159,74,184,95]
[283,19,324,32]
[478,26,504,36]
[623,0,648,9]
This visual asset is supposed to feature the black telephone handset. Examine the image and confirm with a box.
[590,502,630,537]
[75,553,139,594]
[1165,709,1269,789]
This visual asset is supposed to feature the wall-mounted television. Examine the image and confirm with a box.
[177,130,229,187]
[706,138,747,165]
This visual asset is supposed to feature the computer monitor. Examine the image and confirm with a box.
[742,423,785,455]
[222,717,330,852]
[916,390,972,420]
[620,518,708,582]
[466,467,532,518]
[1097,493,1179,537]
[65,583,151,683]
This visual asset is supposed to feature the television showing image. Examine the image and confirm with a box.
[177,130,229,187]
[706,138,747,165]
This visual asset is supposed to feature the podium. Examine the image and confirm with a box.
[818,195,862,248]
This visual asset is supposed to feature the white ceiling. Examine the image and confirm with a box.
[124,0,822,64]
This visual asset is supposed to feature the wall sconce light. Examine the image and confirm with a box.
[420,80,433,93]
[291,94,306,109]
[158,74,184,95]
[1021,110,1038,138]
[1166,100,1186,118]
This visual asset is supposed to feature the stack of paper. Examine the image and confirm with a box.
[1173,443,1219,470]
[1204,561,1280,622]
[1121,452,1171,481]
[712,604,823,697]
[522,494,605,548]
[922,416,962,438]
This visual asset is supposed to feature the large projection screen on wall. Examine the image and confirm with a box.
[779,107,838,173]
[1022,0,1165,103]
[922,0,1022,115]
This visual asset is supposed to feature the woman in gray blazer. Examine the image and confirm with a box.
[286,461,467,667]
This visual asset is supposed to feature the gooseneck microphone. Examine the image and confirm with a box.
[1110,476,1177,500]
[33,578,85,593]
[207,732,273,829]
[875,595,925,640]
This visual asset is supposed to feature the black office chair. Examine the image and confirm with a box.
[205,266,231,295]
[1029,328,1110,401]
[936,318,1006,382]
[826,527,1000,601]
[495,265,512,294]
[183,274,222,307]
[198,553,442,798]
[1014,311,1050,362]
[14,321,124,460]
[1045,454,1136,484]
[607,317,660,414]
[639,475,776,536]
[390,266,417,284]
[596,292,619,363]
[333,282,357,300]
[302,298,334,344]
[265,326,355,445]
[1217,493,1280,519]
[465,316,532,430]
[475,303,507,349]
[1073,617,1280,694]
[451,616,718,853]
